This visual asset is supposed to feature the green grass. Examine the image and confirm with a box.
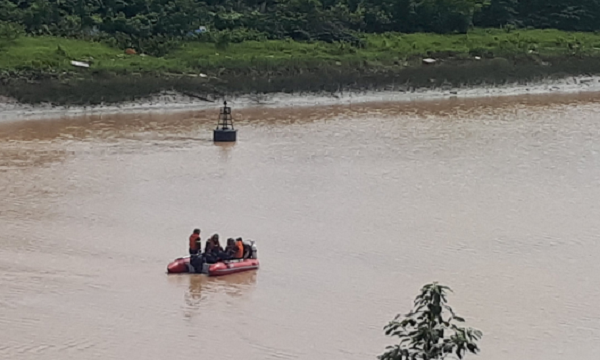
[3,28,600,76]
[0,36,185,73]
[169,28,600,71]
[361,28,600,58]
[4,28,600,105]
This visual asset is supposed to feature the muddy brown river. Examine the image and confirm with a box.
[1,92,600,360]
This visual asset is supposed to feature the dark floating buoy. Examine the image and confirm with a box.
[213,101,237,142]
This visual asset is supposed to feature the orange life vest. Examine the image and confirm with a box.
[235,240,244,258]
[189,234,200,250]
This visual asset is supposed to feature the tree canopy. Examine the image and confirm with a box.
[2,0,600,55]
[3,0,600,40]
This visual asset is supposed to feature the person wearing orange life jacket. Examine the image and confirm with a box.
[189,229,201,256]
[235,237,245,259]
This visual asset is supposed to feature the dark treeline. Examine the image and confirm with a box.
[1,0,600,51]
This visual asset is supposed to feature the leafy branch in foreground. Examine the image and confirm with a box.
[380,282,483,360]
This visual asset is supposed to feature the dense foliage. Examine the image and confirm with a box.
[380,283,482,360]
[2,0,600,38]
[3,0,600,55]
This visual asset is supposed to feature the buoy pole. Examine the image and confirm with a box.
[213,101,237,142]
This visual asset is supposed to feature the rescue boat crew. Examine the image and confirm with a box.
[189,229,201,256]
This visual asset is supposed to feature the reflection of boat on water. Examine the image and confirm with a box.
[191,271,257,296]
[182,271,258,309]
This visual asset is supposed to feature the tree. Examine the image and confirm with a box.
[0,21,23,51]
[474,0,519,27]
[379,282,483,360]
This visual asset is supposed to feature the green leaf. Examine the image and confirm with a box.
[380,282,482,360]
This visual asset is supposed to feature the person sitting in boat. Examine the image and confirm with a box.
[237,237,253,259]
[212,234,224,253]
[235,237,245,259]
[189,229,201,256]
[204,235,214,253]
[203,235,216,263]
[204,234,224,263]
[222,238,239,260]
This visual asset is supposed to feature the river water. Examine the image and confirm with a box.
[1,92,600,360]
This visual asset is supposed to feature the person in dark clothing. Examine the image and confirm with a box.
[204,235,214,253]
[213,234,228,260]
[211,234,224,253]
[203,236,215,263]
[189,252,205,273]
[186,229,203,273]
[203,234,224,263]
[221,238,238,261]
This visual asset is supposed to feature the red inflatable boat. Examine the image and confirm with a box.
[167,256,259,276]
[167,240,259,276]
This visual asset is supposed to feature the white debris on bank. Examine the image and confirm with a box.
[70,60,90,68]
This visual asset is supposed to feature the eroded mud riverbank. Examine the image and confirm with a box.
[2,74,600,123]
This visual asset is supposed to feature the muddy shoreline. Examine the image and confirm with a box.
[2,74,600,123]
[2,55,600,111]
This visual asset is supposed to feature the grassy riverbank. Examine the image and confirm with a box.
[2,28,600,105]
